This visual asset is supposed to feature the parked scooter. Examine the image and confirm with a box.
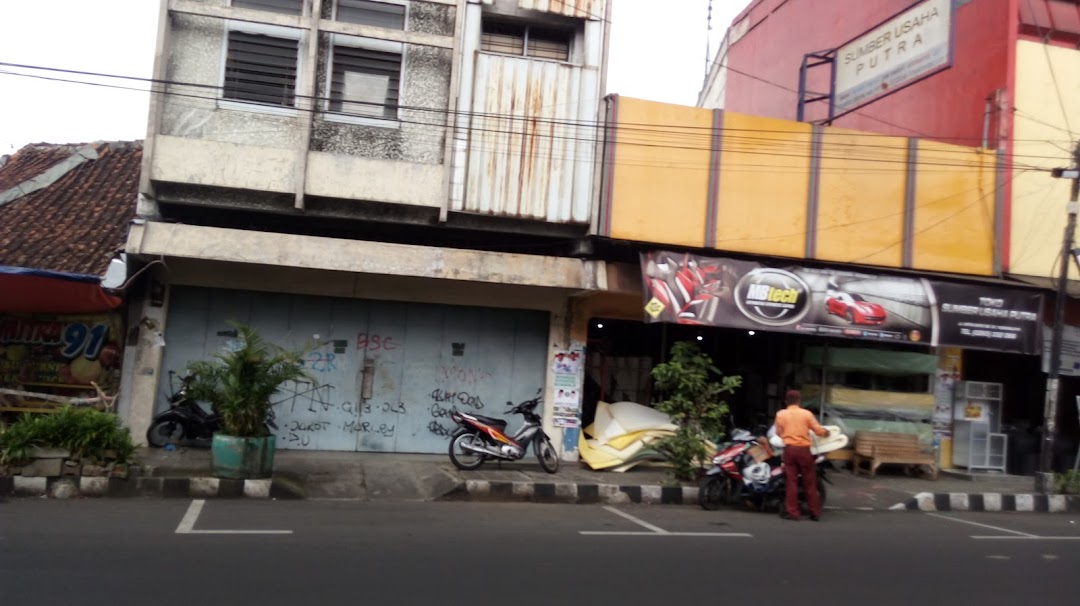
[698,426,845,513]
[146,371,221,447]
[447,390,559,473]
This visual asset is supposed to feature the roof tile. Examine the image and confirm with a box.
[0,141,141,276]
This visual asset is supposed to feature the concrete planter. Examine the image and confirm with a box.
[211,434,276,479]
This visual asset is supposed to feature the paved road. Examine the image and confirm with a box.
[1,499,1077,605]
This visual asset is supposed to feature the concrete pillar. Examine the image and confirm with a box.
[123,269,172,445]
[540,296,592,461]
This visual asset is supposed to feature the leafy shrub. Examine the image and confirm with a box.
[1056,470,1080,495]
[651,341,742,481]
[185,323,314,438]
[0,406,134,465]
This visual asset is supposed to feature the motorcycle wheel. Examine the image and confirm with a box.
[698,475,731,511]
[448,433,486,471]
[535,436,559,474]
[146,418,186,447]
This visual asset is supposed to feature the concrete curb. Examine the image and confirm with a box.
[451,479,699,505]
[0,475,283,499]
[890,491,1080,513]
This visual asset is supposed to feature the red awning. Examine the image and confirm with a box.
[0,267,122,314]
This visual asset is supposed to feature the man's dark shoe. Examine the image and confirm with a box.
[780,511,800,521]
[810,514,820,521]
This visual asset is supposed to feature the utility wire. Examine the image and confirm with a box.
[0,67,1054,175]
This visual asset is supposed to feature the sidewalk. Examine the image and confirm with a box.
[4,446,1078,513]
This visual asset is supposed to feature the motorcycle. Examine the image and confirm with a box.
[146,371,221,447]
[698,426,844,513]
[447,391,559,474]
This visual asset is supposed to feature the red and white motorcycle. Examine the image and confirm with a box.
[698,426,847,512]
[447,391,559,474]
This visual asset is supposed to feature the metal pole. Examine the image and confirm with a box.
[1038,142,1080,492]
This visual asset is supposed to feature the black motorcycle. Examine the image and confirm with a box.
[146,371,220,447]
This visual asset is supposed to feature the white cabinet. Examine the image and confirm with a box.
[953,421,1007,472]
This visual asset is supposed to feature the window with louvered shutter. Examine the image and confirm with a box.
[480,20,570,61]
[232,0,304,15]
[336,0,405,29]
[224,31,300,106]
[329,45,401,120]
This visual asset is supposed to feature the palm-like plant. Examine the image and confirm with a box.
[185,324,314,438]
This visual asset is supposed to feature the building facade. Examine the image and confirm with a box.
[124,0,616,456]
[691,0,1076,472]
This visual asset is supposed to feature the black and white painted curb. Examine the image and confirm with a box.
[457,479,700,505]
[0,476,278,499]
[890,491,1080,513]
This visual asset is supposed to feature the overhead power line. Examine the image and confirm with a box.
[0,63,1060,174]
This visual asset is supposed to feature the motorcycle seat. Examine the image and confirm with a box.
[468,414,508,429]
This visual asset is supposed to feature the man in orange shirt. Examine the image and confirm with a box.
[774,389,829,521]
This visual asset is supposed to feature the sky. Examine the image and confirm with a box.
[0,0,751,152]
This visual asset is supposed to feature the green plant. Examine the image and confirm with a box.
[1056,469,1080,495]
[650,341,742,481]
[185,323,314,438]
[0,407,135,465]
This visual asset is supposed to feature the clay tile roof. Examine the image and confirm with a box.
[0,141,142,276]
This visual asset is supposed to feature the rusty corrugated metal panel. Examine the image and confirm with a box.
[462,53,593,223]
[517,0,603,20]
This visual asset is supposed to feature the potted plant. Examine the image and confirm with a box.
[185,323,313,479]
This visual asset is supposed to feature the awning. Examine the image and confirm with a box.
[0,266,122,314]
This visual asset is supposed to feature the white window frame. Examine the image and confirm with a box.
[218,21,305,117]
[331,0,409,30]
[230,0,305,16]
[322,33,405,129]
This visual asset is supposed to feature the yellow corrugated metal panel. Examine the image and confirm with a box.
[463,53,591,223]
[816,127,907,267]
[607,97,712,248]
[714,113,811,258]
[911,140,995,275]
[517,0,603,19]
[1010,39,1080,279]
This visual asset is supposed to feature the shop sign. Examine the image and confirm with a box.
[0,314,124,390]
[833,0,954,118]
[641,251,1043,355]
[1041,324,1080,376]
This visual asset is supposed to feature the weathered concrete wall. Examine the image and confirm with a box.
[160,10,304,151]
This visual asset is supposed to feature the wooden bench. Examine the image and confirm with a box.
[852,431,938,480]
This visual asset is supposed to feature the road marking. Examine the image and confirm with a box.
[175,499,206,534]
[971,536,1080,541]
[925,513,1037,538]
[174,499,293,535]
[578,506,752,538]
[602,506,669,534]
[580,531,753,537]
[985,555,1010,560]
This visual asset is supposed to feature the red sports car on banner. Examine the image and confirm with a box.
[825,292,887,325]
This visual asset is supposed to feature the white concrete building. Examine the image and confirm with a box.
[124,0,619,457]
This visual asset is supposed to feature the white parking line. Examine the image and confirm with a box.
[174,499,293,535]
[972,536,1080,541]
[601,506,668,534]
[578,506,752,538]
[925,513,1037,538]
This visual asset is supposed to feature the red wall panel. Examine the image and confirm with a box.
[723,0,1015,146]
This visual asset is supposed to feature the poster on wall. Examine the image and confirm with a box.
[640,251,1043,355]
[0,313,125,393]
[551,347,583,428]
[933,347,962,439]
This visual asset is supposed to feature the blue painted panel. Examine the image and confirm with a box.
[158,286,549,453]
